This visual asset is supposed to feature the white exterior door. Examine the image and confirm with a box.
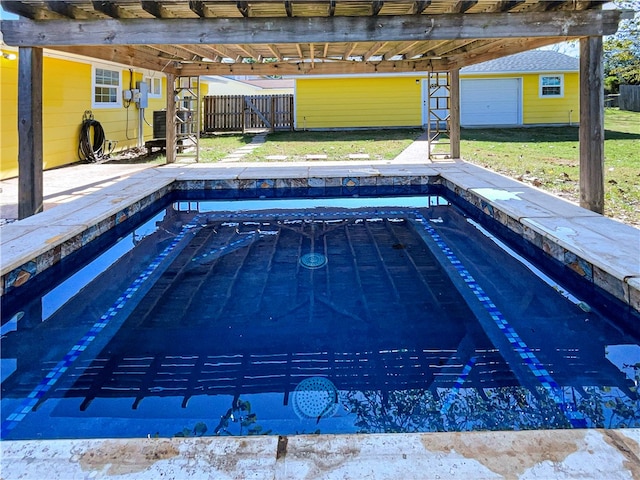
[461,78,522,126]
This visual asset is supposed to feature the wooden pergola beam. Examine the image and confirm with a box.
[579,36,605,213]
[1,10,621,47]
[177,57,453,76]
[17,47,43,219]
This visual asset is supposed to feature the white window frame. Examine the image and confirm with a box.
[539,74,564,98]
[146,76,163,98]
[92,66,122,108]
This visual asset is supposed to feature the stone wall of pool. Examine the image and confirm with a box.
[1,162,638,328]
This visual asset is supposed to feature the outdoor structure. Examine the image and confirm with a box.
[460,49,580,126]
[0,47,173,179]
[0,0,625,217]
[294,50,580,130]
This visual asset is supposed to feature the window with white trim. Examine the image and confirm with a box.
[539,74,564,98]
[92,67,121,107]
[146,76,163,98]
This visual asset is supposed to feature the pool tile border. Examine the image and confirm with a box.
[1,163,638,318]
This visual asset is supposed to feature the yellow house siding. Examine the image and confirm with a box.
[460,71,579,125]
[296,76,423,129]
[42,58,92,171]
[1,52,19,179]
[522,72,580,125]
[1,51,169,180]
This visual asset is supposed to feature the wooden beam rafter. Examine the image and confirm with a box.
[490,1,526,13]
[343,42,357,60]
[363,41,386,61]
[411,1,431,14]
[141,1,170,18]
[448,36,570,68]
[1,10,622,47]
[383,41,419,60]
[50,45,181,72]
[178,56,454,76]
[372,1,384,15]
[267,44,283,61]
[188,1,211,18]
[237,1,249,17]
[46,1,97,19]
[235,43,261,60]
[450,1,478,14]
[90,1,125,18]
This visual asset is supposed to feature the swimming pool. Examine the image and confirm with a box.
[1,194,638,440]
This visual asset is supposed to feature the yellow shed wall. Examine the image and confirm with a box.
[295,76,424,129]
[1,53,19,179]
[1,52,168,180]
[522,72,579,125]
[460,72,580,125]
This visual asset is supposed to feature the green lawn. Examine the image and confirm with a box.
[242,129,424,162]
[461,108,640,226]
[198,133,254,162]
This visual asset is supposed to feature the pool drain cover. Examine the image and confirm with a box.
[299,253,327,269]
[292,377,339,420]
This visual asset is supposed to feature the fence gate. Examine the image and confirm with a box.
[203,94,294,132]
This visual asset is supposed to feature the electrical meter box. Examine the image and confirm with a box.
[136,81,149,109]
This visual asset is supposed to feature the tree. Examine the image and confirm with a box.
[604,0,640,92]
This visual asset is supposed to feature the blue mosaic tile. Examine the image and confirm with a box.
[564,251,593,281]
[5,261,37,291]
[0,215,204,439]
[412,210,582,427]
[115,209,128,225]
[342,177,359,188]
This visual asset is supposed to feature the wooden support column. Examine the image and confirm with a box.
[17,47,43,219]
[579,36,605,214]
[450,68,461,159]
[165,72,177,164]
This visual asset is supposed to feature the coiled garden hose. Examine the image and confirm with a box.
[78,117,106,162]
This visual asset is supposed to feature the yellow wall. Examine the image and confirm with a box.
[0,51,168,180]
[1,51,19,179]
[295,76,424,129]
[461,72,580,125]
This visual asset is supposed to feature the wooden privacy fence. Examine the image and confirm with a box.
[619,85,640,112]
[203,94,294,132]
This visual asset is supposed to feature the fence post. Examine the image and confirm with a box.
[619,85,640,112]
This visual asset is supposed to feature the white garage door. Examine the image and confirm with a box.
[461,78,522,126]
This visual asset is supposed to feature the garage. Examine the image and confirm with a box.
[461,78,522,127]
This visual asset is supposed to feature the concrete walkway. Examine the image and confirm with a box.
[0,163,155,224]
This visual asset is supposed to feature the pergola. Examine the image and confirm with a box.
[0,1,624,218]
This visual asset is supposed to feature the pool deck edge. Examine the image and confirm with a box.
[1,428,638,479]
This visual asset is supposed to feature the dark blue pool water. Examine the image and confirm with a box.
[1,196,638,440]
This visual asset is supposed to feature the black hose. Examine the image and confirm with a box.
[78,118,106,162]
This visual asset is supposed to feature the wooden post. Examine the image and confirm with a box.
[165,73,176,164]
[450,68,461,159]
[17,47,43,219]
[579,36,605,214]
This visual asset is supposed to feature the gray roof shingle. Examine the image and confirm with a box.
[461,50,579,74]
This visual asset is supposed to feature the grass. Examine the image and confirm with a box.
[242,129,424,162]
[197,133,254,162]
[461,108,640,226]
